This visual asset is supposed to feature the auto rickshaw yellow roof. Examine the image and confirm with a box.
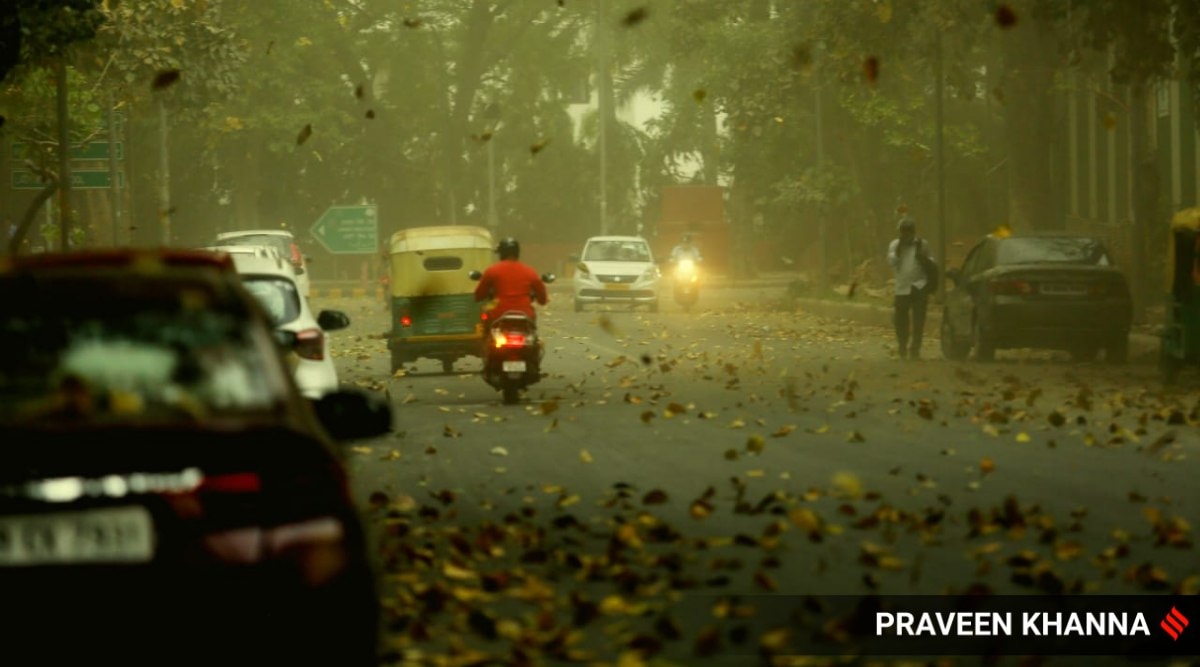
[389,226,494,253]
[1171,207,1200,232]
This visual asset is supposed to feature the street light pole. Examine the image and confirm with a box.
[55,57,72,251]
[595,0,609,235]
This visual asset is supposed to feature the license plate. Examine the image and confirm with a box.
[502,360,527,373]
[0,506,155,566]
[1040,283,1087,296]
[605,283,631,290]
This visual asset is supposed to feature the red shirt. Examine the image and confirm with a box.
[475,259,548,320]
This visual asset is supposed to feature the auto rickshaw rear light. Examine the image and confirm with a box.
[990,279,1034,296]
[400,315,412,327]
[197,472,262,494]
[295,328,324,360]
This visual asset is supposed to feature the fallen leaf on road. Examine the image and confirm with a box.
[729,418,746,429]
[724,449,740,461]
[351,446,372,455]
[746,434,765,454]
[541,400,559,415]
[580,449,594,464]
[1015,432,1031,443]
[490,446,509,457]
[772,424,797,437]
[832,472,864,499]
[980,457,996,475]
[643,490,668,505]
[846,430,865,442]
[745,469,765,478]
[690,500,714,519]
[443,425,460,438]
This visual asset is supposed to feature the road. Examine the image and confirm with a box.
[317,286,1197,665]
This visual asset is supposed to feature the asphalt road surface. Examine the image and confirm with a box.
[317,286,1197,666]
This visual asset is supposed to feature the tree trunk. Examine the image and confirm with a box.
[56,58,72,251]
[1001,15,1058,230]
[1129,81,1156,321]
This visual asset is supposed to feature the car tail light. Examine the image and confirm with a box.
[197,472,262,494]
[295,327,324,360]
[494,331,526,348]
[990,279,1034,296]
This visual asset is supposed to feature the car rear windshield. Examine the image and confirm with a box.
[583,241,652,262]
[217,234,291,258]
[241,277,301,327]
[0,274,284,424]
[996,237,1111,266]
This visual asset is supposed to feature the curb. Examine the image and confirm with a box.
[793,297,1160,358]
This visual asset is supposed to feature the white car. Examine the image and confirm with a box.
[224,250,346,399]
[214,229,311,298]
[571,235,660,312]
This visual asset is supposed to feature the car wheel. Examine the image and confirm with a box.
[1105,333,1129,365]
[940,314,969,360]
[390,350,405,373]
[972,319,995,362]
[441,359,454,373]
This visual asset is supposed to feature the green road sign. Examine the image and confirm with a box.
[310,205,378,254]
[10,142,124,161]
[10,169,125,190]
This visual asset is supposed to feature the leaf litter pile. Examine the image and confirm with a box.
[330,301,1198,664]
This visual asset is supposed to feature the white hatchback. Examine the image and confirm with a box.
[222,251,346,399]
[214,230,310,298]
[572,236,660,312]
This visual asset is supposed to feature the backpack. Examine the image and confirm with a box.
[917,238,939,293]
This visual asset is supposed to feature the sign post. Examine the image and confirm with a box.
[310,205,378,254]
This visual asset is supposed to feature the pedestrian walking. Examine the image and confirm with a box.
[887,215,937,359]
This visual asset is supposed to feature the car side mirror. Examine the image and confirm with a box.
[311,390,392,441]
[273,330,298,349]
[468,270,482,281]
[318,309,350,331]
[541,273,556,284]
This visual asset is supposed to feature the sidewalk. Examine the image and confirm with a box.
[793,296,1161,359]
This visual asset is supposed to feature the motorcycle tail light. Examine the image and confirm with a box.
[295,327,324,360]
[494,331,526,348]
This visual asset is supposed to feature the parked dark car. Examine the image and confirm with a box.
[939,233,1132,362]
[0,250,390,665]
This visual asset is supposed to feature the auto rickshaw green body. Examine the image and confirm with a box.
[1161,208,1200,382]
[386,226,494,373]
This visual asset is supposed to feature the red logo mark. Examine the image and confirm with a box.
[1161,607,1189,641]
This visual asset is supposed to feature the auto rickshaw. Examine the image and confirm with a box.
[1160,207,1200,382]
[387,226,495,373]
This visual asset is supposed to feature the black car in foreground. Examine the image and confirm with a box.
[940,233,1132,362]
[0,250,390,665]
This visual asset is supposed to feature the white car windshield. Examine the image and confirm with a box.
[583,241,651,263]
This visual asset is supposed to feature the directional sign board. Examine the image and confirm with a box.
[310,205,378,254]
[10,142,124,161]
[10,169,125,190]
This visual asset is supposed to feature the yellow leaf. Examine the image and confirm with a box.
[979,457,996,474]
[579,449,593,464]
[772,424,797,438]
[295,36,313,47]
[1016,432,1031,443]
[831,471,863,499]
[789,508,821,532]
[442,563,477,581]
[729,417,746,429]
[746,469,765,478]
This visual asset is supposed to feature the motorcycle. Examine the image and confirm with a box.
[672,257,701,311]
[469,270,556,404]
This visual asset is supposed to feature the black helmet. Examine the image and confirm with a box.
[497,237,520,260]
[897,216,916,233]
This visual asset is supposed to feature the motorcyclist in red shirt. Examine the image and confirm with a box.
[474,237,548,324]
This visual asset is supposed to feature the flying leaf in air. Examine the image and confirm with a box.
[151,69,181,90]
[296,123,313,146]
